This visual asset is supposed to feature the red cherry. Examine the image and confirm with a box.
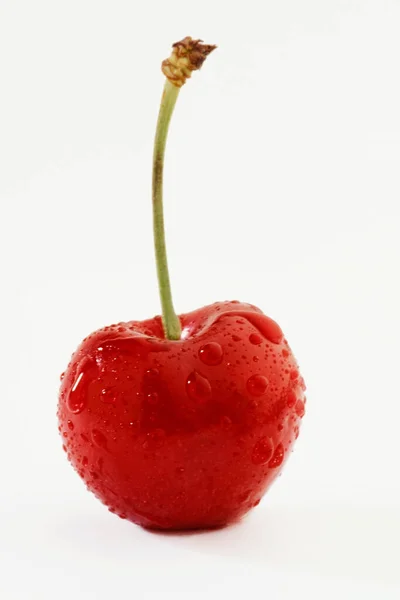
[58,301,305,530]
[58,38,306,531]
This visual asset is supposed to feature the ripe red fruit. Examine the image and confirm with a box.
[58,37,306,530]
[58,301,306,529]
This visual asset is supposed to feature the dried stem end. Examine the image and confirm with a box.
[161,36,217,87]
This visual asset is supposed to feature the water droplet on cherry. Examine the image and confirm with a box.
[144,368,160,381]
[198,342,223,366]
[252,437,274,465]
[67,373,86,413]
[268,443,285,468]
[186,371,212,402]
[249,333,262,345]
[146,392,159,405]
[295,399,305,418]
[246,374,269,396]
[67,358,93,414]
[100,387,117,404]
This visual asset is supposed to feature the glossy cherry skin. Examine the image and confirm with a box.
[58,301,306,530]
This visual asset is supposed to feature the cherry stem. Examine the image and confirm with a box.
[152,80,182,340]
[152,37,216,340]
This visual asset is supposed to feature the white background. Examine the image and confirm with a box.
[1,0,400,598]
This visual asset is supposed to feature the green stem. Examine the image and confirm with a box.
[152,80,182,340]
[151,37,216,340]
